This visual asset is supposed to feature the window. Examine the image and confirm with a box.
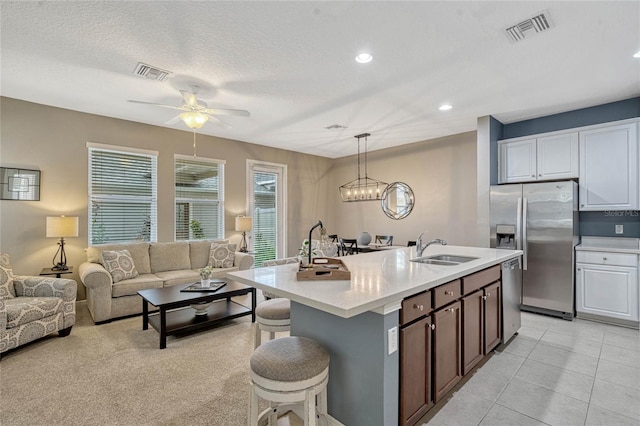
[88,143,158,245]
[174,155,225,240]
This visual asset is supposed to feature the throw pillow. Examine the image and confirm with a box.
[101,249,139,283]
[208,243,237,268]
[0,253,15,299]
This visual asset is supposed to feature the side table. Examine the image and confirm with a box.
[40,266,73,279]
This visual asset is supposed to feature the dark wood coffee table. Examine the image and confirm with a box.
[137,281,256,349]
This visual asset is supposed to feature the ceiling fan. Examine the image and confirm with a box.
[128,85,250,129]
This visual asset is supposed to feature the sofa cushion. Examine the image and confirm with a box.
[0,253,15,299]
[4,297,63,328]
[87,243,151,274]
[150,242,190,273]
[190,239,230,269]
[112,274,163,298]
[101,250,139,283]
[208,243,237,268]
[155,270,200,287]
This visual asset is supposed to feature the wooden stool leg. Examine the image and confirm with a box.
[248,383,259,426]
[317,386,328,425]
[254,323,262,349]
[304,388,316,426]
[269,331,275,341]
[267,404,277,426]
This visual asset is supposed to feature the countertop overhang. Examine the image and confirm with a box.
[228,245,522,318]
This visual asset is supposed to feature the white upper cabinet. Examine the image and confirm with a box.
[498,132,579,183]
[579,122,638,211]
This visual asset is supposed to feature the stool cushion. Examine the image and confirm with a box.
[255,298,290,320]
[251,336,329,382]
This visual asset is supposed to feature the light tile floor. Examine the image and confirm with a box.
[425,312,640,426]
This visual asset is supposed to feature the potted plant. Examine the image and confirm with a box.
[199,266,214,287]
[298,240,320,267]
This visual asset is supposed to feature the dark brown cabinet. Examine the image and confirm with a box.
[433,300,462,403]
[462,289,484,375]
[400,316,433,426]
[484,281,502,353]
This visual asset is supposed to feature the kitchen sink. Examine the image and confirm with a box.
[410,254,479,265]
[425,254,479,263]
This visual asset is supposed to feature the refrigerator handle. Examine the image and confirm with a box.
[522,197,528,271]
[516,197,523,252]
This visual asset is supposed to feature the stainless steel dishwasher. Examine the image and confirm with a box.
[501,257,522,343]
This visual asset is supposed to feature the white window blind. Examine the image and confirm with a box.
[88,145,158,244]
[252,171,277,267]
[174,156,225,241]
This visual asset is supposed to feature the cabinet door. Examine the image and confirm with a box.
[462,290,484,375]
[576,263,639,322]
[499,139,537,183]
[536,132,579,180]
[579,123,638,210]
[400,317,433,426]
[433,301,462,403]
[484,281,502,353]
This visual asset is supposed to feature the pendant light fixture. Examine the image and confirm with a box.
[339,133,388,202]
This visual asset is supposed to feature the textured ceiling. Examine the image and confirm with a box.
[1,1,638,158]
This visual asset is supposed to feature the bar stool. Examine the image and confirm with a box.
[254,298,291,349]
[248,336,330,426]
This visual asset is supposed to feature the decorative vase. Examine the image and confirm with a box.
[358,231,372,246]
[191,301,213,316]
[200,278,210,288]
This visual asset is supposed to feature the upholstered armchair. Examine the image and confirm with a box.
[0,253,77,354]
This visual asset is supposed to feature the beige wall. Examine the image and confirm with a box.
[328,132,478,247]
[0,97,334,299]
[0,97,479,301]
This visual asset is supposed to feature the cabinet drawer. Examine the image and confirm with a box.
[401,291,432,325]
[461,265,500,295]
[433,280,461,310]
[576,251,638,267]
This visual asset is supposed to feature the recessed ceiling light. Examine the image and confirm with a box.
[355,53,373,64]
[633,51,640,58]
[439,104,453,111]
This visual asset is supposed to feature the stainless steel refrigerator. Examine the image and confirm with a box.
[490,180,579,320]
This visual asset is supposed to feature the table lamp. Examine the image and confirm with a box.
[46,215,79,270]
[235,216,252,253]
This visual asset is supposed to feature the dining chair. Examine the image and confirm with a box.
[328,234,338,243]
[407,241,416,247]
[375,235,393,246]
[339,238,359,256]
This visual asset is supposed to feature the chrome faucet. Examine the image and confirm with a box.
[416,233,447,257]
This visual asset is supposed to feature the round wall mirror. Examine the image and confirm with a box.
[381,182,415,220]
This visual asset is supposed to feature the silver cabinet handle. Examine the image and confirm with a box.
[577,268,581,271]
[444,291,454,296]
[538,174,542,177]
[487,293,491,297]
[531,175,535,178]
[449,308,456,313]
[414,304,424,311]
[482,295,487,301]
[430,324,435,330]
[603,257,607,261]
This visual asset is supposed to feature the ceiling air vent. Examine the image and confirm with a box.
[505,10,554,43]
[132,62,171,82]
[325,124,348,130]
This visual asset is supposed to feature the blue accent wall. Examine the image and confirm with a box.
[502,97,640,139]
[493,97,640,238]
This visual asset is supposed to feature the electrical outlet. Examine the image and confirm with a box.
[388,327,398,355]
[615,224,624,234]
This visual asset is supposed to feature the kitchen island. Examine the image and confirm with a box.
[228,245,521,426]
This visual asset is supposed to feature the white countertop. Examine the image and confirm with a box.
[227,245,521,318]
[576,237,640,254]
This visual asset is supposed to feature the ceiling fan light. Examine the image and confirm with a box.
[179,112,209,129]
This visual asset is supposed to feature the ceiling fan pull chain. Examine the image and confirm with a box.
[193,130,197,157]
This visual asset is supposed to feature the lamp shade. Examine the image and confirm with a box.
[179,112,209,129]
[235,216,252,232]
[46,216,79,238]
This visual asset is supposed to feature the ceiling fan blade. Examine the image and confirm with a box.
[180,90,199,107]
[164,115,182,125]
[202,107,251,117]
[128,100,181,111]
[208,115,232,128]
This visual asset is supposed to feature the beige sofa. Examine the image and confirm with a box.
[78,240,254,323]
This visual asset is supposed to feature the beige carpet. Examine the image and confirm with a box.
[0,297,298,426]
